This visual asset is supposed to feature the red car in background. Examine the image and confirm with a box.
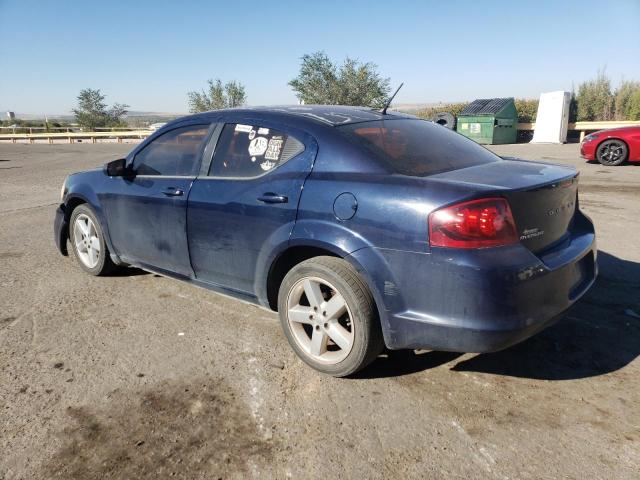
[580,126,640,166]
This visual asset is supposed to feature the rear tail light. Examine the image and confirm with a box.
[429,197,518,248]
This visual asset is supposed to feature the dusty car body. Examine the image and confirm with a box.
[55,106,597,376]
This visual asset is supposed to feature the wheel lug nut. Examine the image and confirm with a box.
[323,323,328,328]
[315,325,320,331]
[322,311,326,317]
[313,306,318,312]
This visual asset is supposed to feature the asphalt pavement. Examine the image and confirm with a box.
[1,142,639,479]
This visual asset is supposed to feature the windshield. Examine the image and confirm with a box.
[337,119,500,176]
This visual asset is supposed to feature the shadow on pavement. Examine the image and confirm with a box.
[107,266,150,277]
[352,350,464,379]
[360,251,640,381]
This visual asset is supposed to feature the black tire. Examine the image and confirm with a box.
[277,256,384,377]
[432,112,456,130]
[68,204,116,276]
[596,139,628,166]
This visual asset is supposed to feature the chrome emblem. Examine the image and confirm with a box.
[520,228,544,240]
[547,200,575,216]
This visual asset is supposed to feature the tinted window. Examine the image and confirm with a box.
[209,123,304,178]
[337,119,499,176]
[134,125,210,176]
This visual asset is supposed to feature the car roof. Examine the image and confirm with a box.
[183,105,415,127]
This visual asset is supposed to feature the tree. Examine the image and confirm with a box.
[187,79,247,113]
[514,98,539,122]
[576,70,614,121]
[73,89,129,131]
[289,51,391,108]
[614,80,640,120]
[415,102,469,121]
[569,88,578,123]
[628,89,640,120]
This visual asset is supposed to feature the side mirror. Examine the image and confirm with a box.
[105,158,129,177]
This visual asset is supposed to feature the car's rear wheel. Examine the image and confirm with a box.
[596,139,628,166]
[69,204,116,276]
[278,256,383,377]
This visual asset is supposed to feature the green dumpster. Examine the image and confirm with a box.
[456,98,518,144]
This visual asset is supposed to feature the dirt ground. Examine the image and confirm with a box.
[0,142,638,479]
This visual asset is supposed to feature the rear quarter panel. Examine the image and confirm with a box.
[293,154,495,346]
[292,139,492,254]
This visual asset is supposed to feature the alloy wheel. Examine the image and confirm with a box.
[286,276,354,364]
[599,141,625,165]
[73,213,101,268]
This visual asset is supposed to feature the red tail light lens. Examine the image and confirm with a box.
[429,197,518,248]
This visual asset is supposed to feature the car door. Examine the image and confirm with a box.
[187,120,317,294]
[102,123,213,277]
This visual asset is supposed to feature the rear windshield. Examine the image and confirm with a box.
[337,119,500,176]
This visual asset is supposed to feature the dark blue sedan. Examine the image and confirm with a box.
[54,106,597,376]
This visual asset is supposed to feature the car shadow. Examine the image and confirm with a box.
[107,266,150,277]
[357,250,640,381]
[352,350,465,379]
[586,160,640,167]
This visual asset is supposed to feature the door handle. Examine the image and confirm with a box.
[257,192,288,204]
[162,187,184,197]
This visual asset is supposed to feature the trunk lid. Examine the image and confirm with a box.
[428,159,579,252]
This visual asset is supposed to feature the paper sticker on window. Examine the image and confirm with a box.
[248,137,268,157]
[235,124,253,133]
[258,127,270,135]
[264,136,284,161]
[260,160,276,171]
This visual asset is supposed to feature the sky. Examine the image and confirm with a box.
[1,0,639,116]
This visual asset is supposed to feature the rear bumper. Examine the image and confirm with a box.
[351,212,597,352]
[54,204,68,255]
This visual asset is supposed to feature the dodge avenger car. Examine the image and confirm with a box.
[55,106,597,376]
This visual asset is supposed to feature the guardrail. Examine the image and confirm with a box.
[0,130,152,144]
[517,120,640,141]
[1,121,639,144]
[0,126,151,134]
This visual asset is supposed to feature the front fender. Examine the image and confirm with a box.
[64,179,118,261]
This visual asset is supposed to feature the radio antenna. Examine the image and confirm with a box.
[380,83,404,115]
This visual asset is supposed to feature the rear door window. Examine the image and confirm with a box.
[337,119,499,176]
[134,125,211,176]
[209,123,305,178]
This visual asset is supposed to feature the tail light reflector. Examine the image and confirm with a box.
[429,197,518,248]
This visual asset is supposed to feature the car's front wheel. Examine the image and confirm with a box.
[278,256,384,377]
[69,204,116,276]
[596,139,628,166]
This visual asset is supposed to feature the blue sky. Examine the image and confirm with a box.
[1,0,639,115]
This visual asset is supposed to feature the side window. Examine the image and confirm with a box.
[209,123,305,178]
[134,125,210,176]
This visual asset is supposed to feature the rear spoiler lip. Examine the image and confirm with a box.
[499,155,577,170]
[424,170,578,194]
